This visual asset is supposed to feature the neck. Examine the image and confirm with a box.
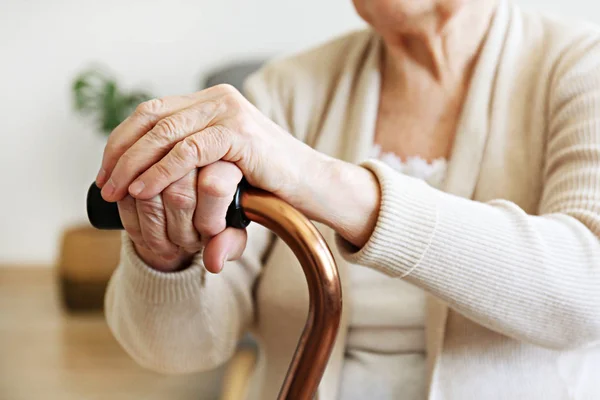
[381,0,498,91]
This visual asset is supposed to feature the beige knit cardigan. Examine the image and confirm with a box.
[105,1,600,398]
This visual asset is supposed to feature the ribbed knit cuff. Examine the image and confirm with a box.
[335,159,440,277]
[118,232,206,304]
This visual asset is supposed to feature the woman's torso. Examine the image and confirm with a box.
[244,4,600,398]
[339,148,448,400]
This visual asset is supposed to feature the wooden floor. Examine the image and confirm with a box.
[0,267,224,400]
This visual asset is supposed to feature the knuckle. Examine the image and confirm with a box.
[197,172,234,198]
[152,115,182,140]
[104,136,117,154]
[215,83,238,95]
[152,161,173,181]
[184,243,203,254]
[163,189,196,210]
[135,98,164,117]
[168,231,200,250]
[137,199,164,222]
[104,135,125,159]
[222,91,242,111]
[179,137,201,162]
[193,216,224,237]
[116,150,133,169]
[234,114,257,135]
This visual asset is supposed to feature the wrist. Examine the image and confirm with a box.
[301,155,381,248]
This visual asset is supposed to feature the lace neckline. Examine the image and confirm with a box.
[371,144,448,189]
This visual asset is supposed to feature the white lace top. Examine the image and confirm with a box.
[371,144,448,189]
[339,147,448,400]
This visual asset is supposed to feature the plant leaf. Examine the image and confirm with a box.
[71,66,153,136]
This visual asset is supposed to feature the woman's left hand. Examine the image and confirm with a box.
[96,84,380,251]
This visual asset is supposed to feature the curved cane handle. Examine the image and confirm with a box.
[86,181,342,400]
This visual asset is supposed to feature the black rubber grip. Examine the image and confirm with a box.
[86,183,124,230]
[86,179,251,230]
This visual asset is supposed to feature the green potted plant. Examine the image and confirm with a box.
[72,68,152,135]
[58,68,152,312]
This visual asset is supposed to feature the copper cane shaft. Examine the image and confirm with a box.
[240,188,343,400]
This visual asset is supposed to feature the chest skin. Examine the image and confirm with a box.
[373,75,467,163]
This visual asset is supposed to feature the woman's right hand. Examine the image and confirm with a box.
[118,161,248,273]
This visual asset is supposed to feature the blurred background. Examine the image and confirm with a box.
[0,0,597,399]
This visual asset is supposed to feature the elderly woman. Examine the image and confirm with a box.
[99,0,600,398]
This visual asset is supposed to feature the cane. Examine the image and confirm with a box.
[86,179,343,400]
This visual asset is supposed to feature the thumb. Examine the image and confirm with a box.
[203,227,248,273]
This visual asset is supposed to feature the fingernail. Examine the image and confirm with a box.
[129,180,145,197]
[102,178,116,199]
[96,168,107,186]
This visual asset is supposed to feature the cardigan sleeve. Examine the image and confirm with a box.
[103,68,295,374]
[336,40,600,351]
[105,225,273,374]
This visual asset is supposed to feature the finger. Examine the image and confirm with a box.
[193,161,243,239]
[203,227,248,274]
[127,126,234,200]
[99,85,240,201]
[97,85,236,188]
[136,195,179,260]
[163,169,202,252]
[117,195,145,248]
[97,96,198,187]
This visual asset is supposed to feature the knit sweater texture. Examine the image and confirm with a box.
[105,1,600,398]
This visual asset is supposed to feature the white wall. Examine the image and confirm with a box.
[0,0,364,265]
[0,0,598,265]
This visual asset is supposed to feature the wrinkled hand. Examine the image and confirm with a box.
[97,84,329,272]
[97,84,320,203]
[116,161,248,273]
